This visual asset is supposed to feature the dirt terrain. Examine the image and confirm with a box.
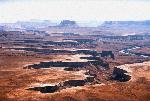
[0,31,150,101]
[0,51,149,101]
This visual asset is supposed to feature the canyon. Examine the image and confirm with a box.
[0,21,150,101]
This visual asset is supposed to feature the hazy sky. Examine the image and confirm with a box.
[0,0,150,23]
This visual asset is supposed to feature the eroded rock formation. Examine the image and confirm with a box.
[112,67,131,82]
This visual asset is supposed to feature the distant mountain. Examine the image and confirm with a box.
[100,20,150,28]
[1,20,150,35]
[99,20,150,35]
[0,20,57,30]
[58,20,78,27]
[16,20,57,29]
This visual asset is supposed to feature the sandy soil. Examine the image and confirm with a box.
[0,49,150,101]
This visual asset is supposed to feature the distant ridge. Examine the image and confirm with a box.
[100,20,150,28]
[58,20,78,27]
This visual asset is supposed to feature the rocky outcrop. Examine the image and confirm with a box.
[112,67,131,82]
[24,59,109,70]
[58,20,78,27]
[27,72,96,93]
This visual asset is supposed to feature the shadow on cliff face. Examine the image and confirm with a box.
[23,59,109,70]
[27,85,59,93]
[111,67,131,82]
[63,80,86,87]
[26,80,85,93]
[27,78,95,93]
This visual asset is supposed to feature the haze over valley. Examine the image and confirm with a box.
[0,0,150,101]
